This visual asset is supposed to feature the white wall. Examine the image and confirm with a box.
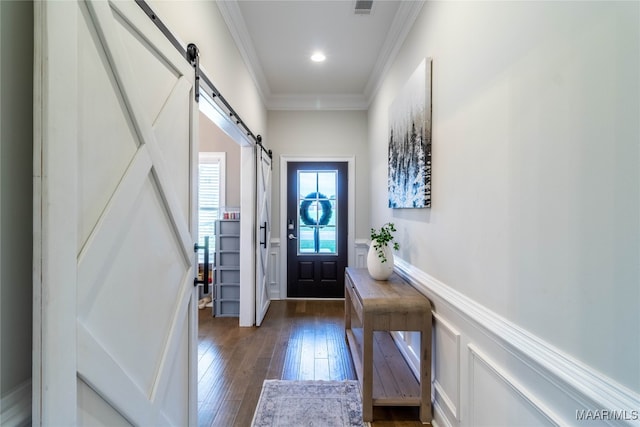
[368,1,639,425]
[199,112,241,209]
[149,1,267,139]
[0,1,33,424]
[267,110,369,240]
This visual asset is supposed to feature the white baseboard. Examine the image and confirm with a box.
[0,380,32,427]
[391,257,640,427]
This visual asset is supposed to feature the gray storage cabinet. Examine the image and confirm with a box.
[213,219,240,317]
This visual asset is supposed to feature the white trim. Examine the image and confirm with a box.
[239,145,256,326]
[216,0,424,110]
[363,0,426,104]
[432,399,452,427]
[0,380,32,427]
[32,3,44,423]
[468,344,562,426]
[268,238,281,300]
[215,0,270,103]
[392,257,640,426]
[432,312,461,421]
[267,94,368,111]
[354,239,369,269]
[279,156,355,299]
[199,91,253,148]
[434,382,457,425]
[33,2,79,424]
[0,0,3,409]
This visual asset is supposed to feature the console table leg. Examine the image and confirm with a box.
[362,318,373,422]
[420,326,432,424]
[344,288,351,339]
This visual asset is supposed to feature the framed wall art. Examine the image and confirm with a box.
[388,58,432,208]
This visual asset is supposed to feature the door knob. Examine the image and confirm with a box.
[288,233,297,240]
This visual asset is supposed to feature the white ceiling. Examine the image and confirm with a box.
[217,0,424,110]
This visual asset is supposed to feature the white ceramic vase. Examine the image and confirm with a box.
[367,239,394,281]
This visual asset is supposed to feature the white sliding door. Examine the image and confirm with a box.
[33,1,198,425]
[255,149,272,326]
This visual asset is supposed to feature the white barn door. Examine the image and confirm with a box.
[255,149,272,326]
[34,1,198,425]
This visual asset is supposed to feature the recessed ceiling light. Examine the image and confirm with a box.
[311,52,326,63]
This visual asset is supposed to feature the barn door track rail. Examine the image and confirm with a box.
[135,0,272,159]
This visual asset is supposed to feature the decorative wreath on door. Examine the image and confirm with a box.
[300,192,333,226]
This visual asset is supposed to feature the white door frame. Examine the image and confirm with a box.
[33,3,78,422]
[279,155,355,299]
[199,91,256,326]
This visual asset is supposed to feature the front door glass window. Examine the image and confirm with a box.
[297,170,337,255]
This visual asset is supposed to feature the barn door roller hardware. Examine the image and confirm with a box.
[135,0,272,157]
[186,43,200,102]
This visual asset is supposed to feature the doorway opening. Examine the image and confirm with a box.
[198,91,259,328]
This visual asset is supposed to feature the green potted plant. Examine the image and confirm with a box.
[367,223,400,280]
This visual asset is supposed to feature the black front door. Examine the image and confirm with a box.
[287,162,348,298]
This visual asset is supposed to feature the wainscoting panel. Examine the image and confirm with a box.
[391,258,640,427]
[268,239,280,300]
[433,313,461,422]
[468,344,560,426]
[264,245,639,425]
[354,239,369,269]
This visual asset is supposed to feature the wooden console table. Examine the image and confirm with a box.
[344,267,432,424]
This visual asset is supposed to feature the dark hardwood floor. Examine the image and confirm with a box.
[197,299,425,427]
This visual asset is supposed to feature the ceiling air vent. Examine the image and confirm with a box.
[354,0,373,15]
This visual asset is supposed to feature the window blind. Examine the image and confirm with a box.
[198,161,220,262]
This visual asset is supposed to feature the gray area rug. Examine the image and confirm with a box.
[251,380,367,427]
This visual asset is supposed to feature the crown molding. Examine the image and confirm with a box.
[216,0,271,102]
[217,0,425,110]
[363,0,425,105]
[266,94,368,111]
